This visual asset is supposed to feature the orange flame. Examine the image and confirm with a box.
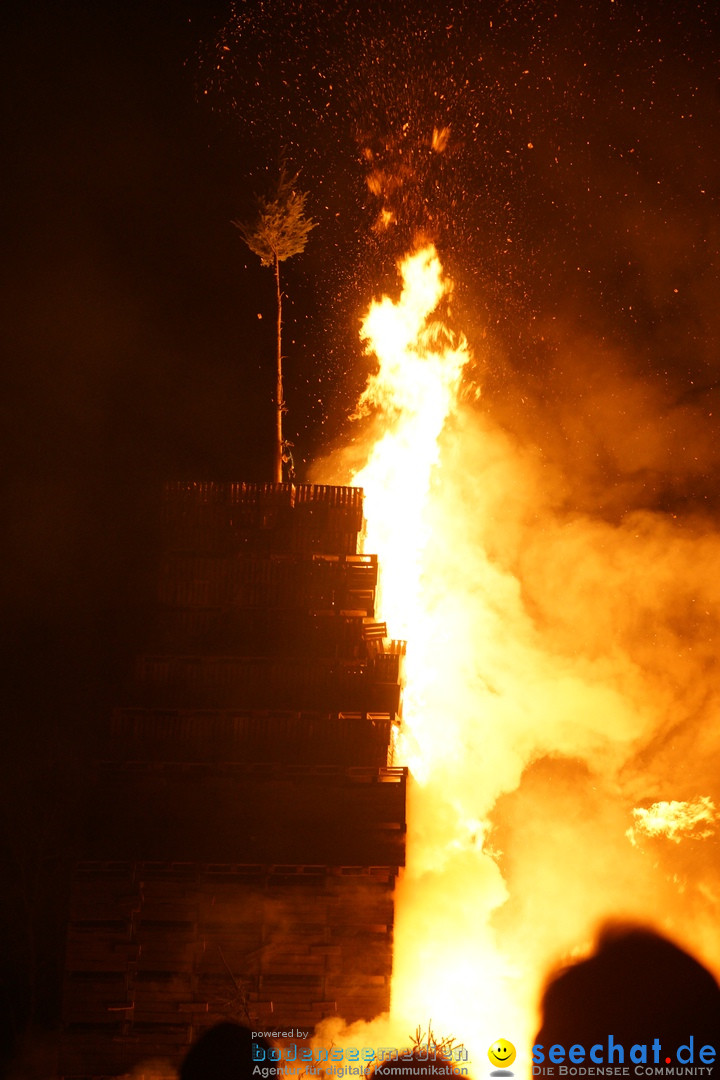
[352,246,472,784]
[353,246,469,638]
[627,797,719,845]
[312,243,720,1076]
[348,246,522,1059]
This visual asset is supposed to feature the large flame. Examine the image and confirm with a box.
[348,245,525,1059]
[353,246,471,779]
[312,245,720,1076]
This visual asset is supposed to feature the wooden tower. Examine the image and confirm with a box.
[59,482,406,1077]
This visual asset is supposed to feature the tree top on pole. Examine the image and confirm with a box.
[233,171,317,267]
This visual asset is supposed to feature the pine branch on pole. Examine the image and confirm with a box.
[233,171,317,483]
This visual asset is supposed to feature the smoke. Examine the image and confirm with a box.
[309,281,720,1069]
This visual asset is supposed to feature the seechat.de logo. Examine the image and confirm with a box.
[531,1035,717,1075]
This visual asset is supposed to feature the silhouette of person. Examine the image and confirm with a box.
[535,924,720,1064]
[180,1022,276,1080]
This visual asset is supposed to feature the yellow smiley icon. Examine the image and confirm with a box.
[488,1040,516,1069]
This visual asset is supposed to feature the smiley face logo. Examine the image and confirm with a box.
[488,1040,516,1069]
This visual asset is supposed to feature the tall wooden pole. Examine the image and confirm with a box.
[274,252,283,484]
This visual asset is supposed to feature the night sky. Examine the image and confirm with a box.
[1,0,719,1061]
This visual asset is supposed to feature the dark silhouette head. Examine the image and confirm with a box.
[535,924,720,1056]
[180,1022,275,1080]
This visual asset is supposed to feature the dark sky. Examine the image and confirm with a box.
[3,1,268,738]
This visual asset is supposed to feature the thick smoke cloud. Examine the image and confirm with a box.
[312,306,720,1065]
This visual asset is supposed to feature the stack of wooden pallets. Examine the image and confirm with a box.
[59,483,406,1078]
